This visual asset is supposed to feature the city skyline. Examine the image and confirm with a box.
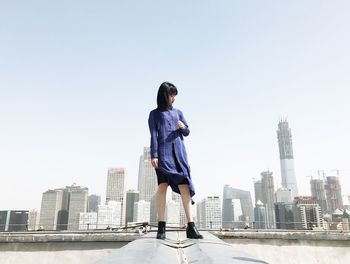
[1,1,350,210]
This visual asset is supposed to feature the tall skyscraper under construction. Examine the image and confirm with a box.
[277,119,299,198]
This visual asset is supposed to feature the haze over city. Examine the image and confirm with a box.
[1,1,350,210]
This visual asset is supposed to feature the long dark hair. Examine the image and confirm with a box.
[157,82,178,110]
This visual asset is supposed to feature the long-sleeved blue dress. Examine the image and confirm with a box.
[148,107,195,204]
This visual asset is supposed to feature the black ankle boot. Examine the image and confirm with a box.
[156,221,166,239]
[186,222,203,239]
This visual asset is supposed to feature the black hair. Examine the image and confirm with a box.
[156,82,178,110]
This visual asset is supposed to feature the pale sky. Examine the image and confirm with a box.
[1,1,350,210]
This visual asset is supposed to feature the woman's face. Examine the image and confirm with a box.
[168,94,176,106]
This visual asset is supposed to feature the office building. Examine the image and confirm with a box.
[310,179,328,214]
[79,212,98,230]
[222,185,253,228]
[325,176,343,213]
[125,190,140,225]
[277,120,299,198]
[88,195,101,213]
[106,168,127,226]
[97,201,122,229]
[133,200,151,223]
[198,196,221,230]
[0,210,29,231]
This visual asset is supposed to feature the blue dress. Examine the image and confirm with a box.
[148,107,196,204]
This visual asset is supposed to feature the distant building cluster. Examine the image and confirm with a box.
[2,120,350,231]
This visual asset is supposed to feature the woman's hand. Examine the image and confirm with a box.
[178,120,185,129]
[151,158,158,169]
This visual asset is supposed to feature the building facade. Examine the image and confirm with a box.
[325,176,343,213]
[0,210,29,231]
[198,196,222,230]
[277,120,299,198]
[97,201,122,229]
[133,200,151,223]
[310,179,328,214]
[222,185,254,228]
[125,190,140,225]
[106,168,127,226]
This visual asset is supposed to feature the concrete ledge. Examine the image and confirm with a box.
[213,230,350,241]
[0,231,140,243]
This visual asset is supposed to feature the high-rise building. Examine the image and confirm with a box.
[39,189,64,230]
[138,147,157,202]
[261,171,276,228]
[253,172,276,228]
[137,147,158,224]
[277,120,299,198]
[0,211,29,231]
[66,185,88,230]
[222,185,254,228]
[79,212,97,230]
[198,196,222,230]
[325,176,343,213]
[276,187,292,203]
[294,196,324,230]
[172,191,186,226]
[97,201,122,229]
[125,190,140,225]
[133,200,151,223]
[254,201,267,229]
[254,180,263,203]
[88,195,101,213]
[106,168,127,226]
[166,199,181,227]
[274,202,295,230]
[310,179,328,214]
[39,184,88,231]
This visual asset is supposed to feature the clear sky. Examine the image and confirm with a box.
[1,1,350,210]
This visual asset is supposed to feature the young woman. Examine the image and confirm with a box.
[148,82,203,239]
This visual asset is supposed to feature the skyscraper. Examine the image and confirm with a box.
[222,185,254,228]
[277,120,299,198]
[274,202,295,230]
[137,147,157,202]
[261,171,276,228]
[39,189,64,230]
[88,195,101,213]
[106,168,127,225]
[310,179,328,214]
[137,147,158,224]
[39,184,89,231]
[254,201,267,229]
[66,185,88,230]
[198,196,222,230]
[254,180,263,203]
[125,190,139,225]
[325,176,343,213]
[275,187,292,203]
[294,196,324,230]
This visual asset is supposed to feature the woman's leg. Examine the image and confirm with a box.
[179,184,203,239]
[157,183,168,221]
[178,184,193,222]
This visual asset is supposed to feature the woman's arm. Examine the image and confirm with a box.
[148,111,159,159]
[178,110,190,137]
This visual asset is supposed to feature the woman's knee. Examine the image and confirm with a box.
[157,183,168,193]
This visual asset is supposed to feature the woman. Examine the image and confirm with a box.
[148,82,203,239]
